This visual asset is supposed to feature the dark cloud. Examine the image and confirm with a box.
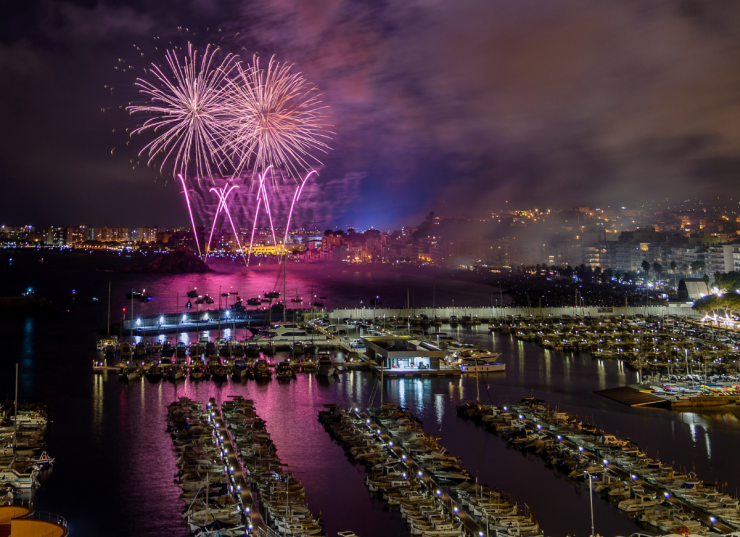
[1,0,739,229]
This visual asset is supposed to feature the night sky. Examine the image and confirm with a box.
[2,0,740,230]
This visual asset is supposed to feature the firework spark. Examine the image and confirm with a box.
[226,56,331,183]
[128,44,236,181]
[178,174,202,257]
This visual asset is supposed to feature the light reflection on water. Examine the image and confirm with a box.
[5,253,740,537]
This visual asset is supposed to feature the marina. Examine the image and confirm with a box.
[3,255,740,537]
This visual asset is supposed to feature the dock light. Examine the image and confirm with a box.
[631,475,637,480]
[355,408,359,412]
[237,485,241,491]
[377,430,381,435]
[436,490,441,496]
[230,466,234,472]
[160,316,164,323]
[519,415,524,420]
[418,471,423,477]
[389,442,393,447]
[136,318,141,325]
[454,507,459,514]
[402,455,407,461]
[664,492,670,498]
[503,407,508,411]
[557,435,562,440]
[578,447,584,452]
[183,314,187,321]
[366,420,370,424]
[248,525,253,531]
[403,473,407,478]
[537,424,542,430]
[245,508,250,513]
[603,460,609,466]
[710,517,716,524]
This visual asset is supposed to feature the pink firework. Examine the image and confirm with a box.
[226,56,332,183]
[128,44,237,181]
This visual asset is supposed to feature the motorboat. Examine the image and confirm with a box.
[231,361,248,379]
[292,341,305,354]
[145,363,163,382]
[168,365,185,381]
[456,351,505,373]
[211,366,229,381]
[187,289,199,298]
[0,468,37,489]
[317,353,336,377]
[262,323,326,344]
[253,359,272,380]
[125,365,142,382]
[190,366,207,380]
[275,362,295,381]
[247,298,261,306]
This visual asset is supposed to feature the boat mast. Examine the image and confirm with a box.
[130,289,134,342]
[283,257,287,323]
[107,280,111,338]
[13,363,18,456]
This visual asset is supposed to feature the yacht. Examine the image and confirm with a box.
[168,364,184,381]
[231,361,248,380]
[190,366,207,380]
[275,362,296,380]
[261,323,326,344]
[317,352,336,377]
[456,350,505,373]
[253,359,271,380]
[0,468,37,489]
[145,363,163,382]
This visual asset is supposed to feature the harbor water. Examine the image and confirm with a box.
[1,251,739,536]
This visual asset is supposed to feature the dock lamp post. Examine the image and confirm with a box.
[584,470,596,537]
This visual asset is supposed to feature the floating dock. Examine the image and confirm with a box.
[593,386,666,407]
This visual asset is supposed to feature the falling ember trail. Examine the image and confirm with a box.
[178,174,202,257]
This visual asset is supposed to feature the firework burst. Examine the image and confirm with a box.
[128,43,237,181]
[226,55,332,184]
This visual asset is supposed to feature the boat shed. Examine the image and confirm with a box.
[677,278,710,302]
[361,336,446,371]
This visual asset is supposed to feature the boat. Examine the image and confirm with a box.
[0,468,37,489]
[204,295,214,304]
[125,289,152,301]
[211,366,229,381]
[317,352,336,377]
[187,289,199,298]
[253,359,272,380]
[292,341,306,354]
[275,362,296,380]
[231,361,248,379]
[265,291,280,299]
[145,363,163,382]
[190,366,207,380]
[456,351,505,373]
[313,301,324,308]
[125,365,142,382]
[168,364,184,381]
[292,297,303,303]
[247,298,261,306]
[262,323,326,344]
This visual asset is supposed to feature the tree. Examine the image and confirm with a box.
[641,260,651,278]
[703,273,710,291]
[691,260,705,274]
[623,271,635,282]
[682,263,689,274]
[670,260,677,273]
[601,268,614,283]
[652,262,663,276]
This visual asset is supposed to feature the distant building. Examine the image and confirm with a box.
[677,278,709,302]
